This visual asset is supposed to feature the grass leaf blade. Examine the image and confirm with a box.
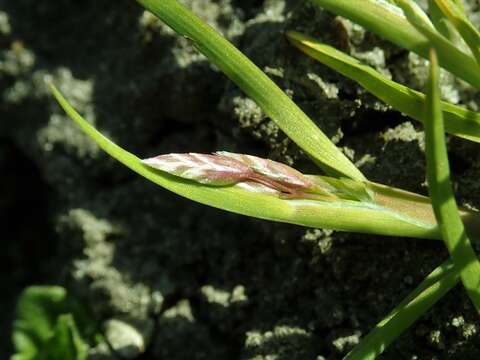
[344,260,460,360]
[311,0,480,88]
[428,0,460,41]
[433,0,480,65]
[135,0,364,180]
[49,83,445,240]
[287,31,480,143]
[424,49,480,312]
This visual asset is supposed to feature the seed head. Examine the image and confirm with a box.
[215,151,315,190]
[142,152,320,196]
[142,153,254,185]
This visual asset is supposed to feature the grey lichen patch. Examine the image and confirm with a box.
[247,0,286,26]
[162,299,195,322]
[0,11,11,35]
[233,96,265,129]
[450,315,478,340]
[87,342,115,360]
[104,318,149,359]
[37,68,98,157]
[332,16,366,48]
[353,46,389,74]
[244,325,318,360]
[427,329,445,350]
[60,209,155,325]
[381,121,425,151]
[201,284,248,307]
[391,52,461,104]
[333,17,390,76]
[306,73,339,99]
[301,228,334,256]
[0,41,35,77]
[331,331,361,353]
[1,41,36,105]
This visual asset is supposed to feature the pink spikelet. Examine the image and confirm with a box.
[215,151,315,190]
[142,152,330,198]
[141,153,254,185]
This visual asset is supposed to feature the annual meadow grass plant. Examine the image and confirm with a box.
[48,0,480,358]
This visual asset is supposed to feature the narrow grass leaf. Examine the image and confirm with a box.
[394,0,435,29]
[424,49,480,312]
[49,83,447,240]
[394,0,480,86]
[452,0,465,13]
[287,31,480,143]
[344,260,460,360]
[433,0,480,65]
[135,0,364,181]
[311,0,480,88]
[428,0,459,41]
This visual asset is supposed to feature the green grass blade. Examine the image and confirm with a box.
[394,0,435,29]
[428,0,460,41]
[424,49,480,312]
[286,31,480,143]
[344,260,460,360]
[49,83,447,240]
[311,0,480,89]
[134,0,364,181]
[394,0,480,86]
[433,0,480,65]
[452,0,465,13]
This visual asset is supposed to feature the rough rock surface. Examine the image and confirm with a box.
[2,0,480,359]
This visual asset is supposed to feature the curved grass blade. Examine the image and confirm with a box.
[311,0,480,89]
[394,0,436,29]
[394,0,480,87]
[344,260,460,360]
[433,0,480,65]
[452,0,465,13]
[49,82,446,240]
[428,0,460,41]
[287,31,480,143]
[429,0,455,40]
[135,0,364,181]
[424,50,480,312]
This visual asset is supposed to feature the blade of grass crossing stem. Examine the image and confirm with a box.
[344,260,460,360]
[311,0,480,89]
[394,0,435,29]
[433,0,480,65]
[452,0,465,13]
[286,31,480,143]
[393,0,475,78]
[425,50,480,313]
[134,0,364,181]
[428,0,460,41]
[49,83,446,239]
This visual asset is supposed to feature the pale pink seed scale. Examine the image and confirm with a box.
[142,153,254,186]
[215,151,314,190]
